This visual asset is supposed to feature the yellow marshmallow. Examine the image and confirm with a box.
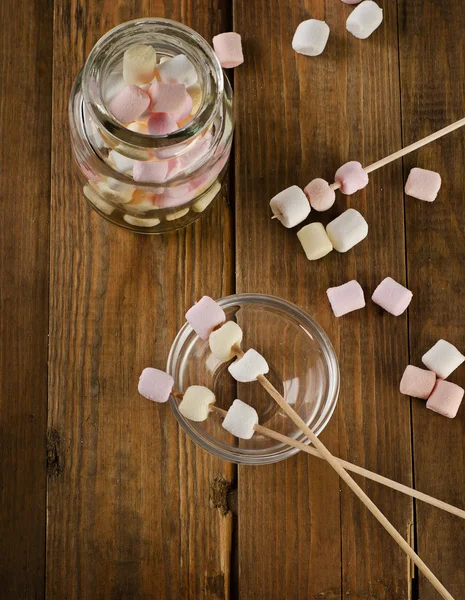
[209,321,243,361]
[297,222,333,260]
[178,386,216,422]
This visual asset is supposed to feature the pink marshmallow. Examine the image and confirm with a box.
[108,85,151,124]
[426,379,464,419]
[326,280,365,317]
[405,167,441,202]
[213,32,244,68]
[304,178,336,211]
[138,368,174,403]
[148,112,179,135]
[371,277,413,316]
[334,161,369,195]
[149,82,188,120]
[399,365,436,400]
[133,160,169,183]
[185,296,226,340]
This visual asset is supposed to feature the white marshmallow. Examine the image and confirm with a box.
[109,150,134,174]
[166,208,189,221]
[326,208,368,253]
[297,222,333,260]
[228,349,269,383]
[83,185,114,215]
[157,54,198,87]
[422,339,465,380]
[209,321,243,361]
[123,214,161,228]
[222,399,258,439]
[346,1,383,40]
[123,44,157,85]
[270,185,310,228]
[292,19,330,57]
[192,181,221,213]
[178,386,216,422]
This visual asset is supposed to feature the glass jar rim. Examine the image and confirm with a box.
[82,18,224,151]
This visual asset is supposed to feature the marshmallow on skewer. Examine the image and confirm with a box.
[109,85,151,124]
[334,161,369,195]
[157,54,198,87]
[399,366,436,400]
[228,349,269,383]
[304,178,336,211]
[297,223,333,260]
[326,208,368,252]
[138,368,174,403]
[371,277,413,316]
[213,32,244,68]
[426,380,464,419]
[209,321,244,361]
[178,386,216,422]
[185,296,226,340]
[222,399,259,439]
[422,339,465,380]
[405,168,441,202]
[123,44,157,85]
[148,112,179,135]
[326,280,366,317]
[270,185,310,228]
[346,1,383,40]
[292,20,330,57]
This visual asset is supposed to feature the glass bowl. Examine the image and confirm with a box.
[167,293,339,464]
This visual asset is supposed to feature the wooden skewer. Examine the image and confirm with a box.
[329,117,465,192]
[230,346,455,600]
[172,391,465,519]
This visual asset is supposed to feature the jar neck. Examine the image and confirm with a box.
[82,18,224,155]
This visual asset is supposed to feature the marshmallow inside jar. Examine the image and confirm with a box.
[69,18,234,234]
[167,293,340,464]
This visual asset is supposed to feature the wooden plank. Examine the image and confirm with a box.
[0,0,52,597]
[47,2,235,598]
[233,0,413,597]
[399,1,465,597]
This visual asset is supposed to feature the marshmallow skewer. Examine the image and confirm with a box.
[170,391,465,520]
[230,345,454,600]
[329,117,465,192]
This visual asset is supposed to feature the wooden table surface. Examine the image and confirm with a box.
[1,1,465,598]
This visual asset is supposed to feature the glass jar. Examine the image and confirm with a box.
[69,18,233,233]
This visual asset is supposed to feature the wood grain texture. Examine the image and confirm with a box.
[47,1,234,598]
[0,0,52,598]
[399,1,465,597]
[233,0,414,597]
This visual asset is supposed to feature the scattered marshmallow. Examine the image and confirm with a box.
[138,368,173,403]
[192,181,221,212]
[228,349,269,383]
[83,185,114,215]
[292,19,330,57]
[426,380,464,419]
[209,321,244,361]
[123,44,157,85]
[405,168,441,202]
[133,160,169,183]
[157,54,198,87]
[326,208,368,252]
[422,339,465,380]
[148,112,179,135]
[166,208,189,221]
[399,365,436,400]
[297,223,333,260]
[222,399,258,439]
[304,178,336,211]
[346,1,383,39]
[109,85,151,124]
[185,296,226,340]
[326,280,365,317]
[178,385,216,422]
[334,161,369,195]
[371,277,413,316]
[123,214,161,228]
[149,82,188,120]
[270,185,310,228]
[213,32,244,68]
